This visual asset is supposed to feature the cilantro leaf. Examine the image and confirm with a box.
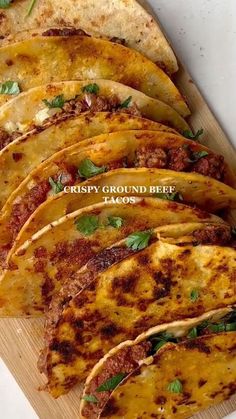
[151,332,175,352]
[187,150,209,163]
[0,0,12,8]
[155,192,183,202]
[120,96,132,108]
[183,128,204,141]
[75,215,99,236]
[78,159,106,179]
[190,289,199,302]
[126,230,152,251]
[82,394,98,404]
[43,94,65,109]
[167,379,183,394]
[108,216,124,229]
[187,327,198,339]
[82,83,100,95]
[0,81,20,95]
[225,322,236,331]
[26,0,37,16]
[96,373,127,392]
[49,176,64,194]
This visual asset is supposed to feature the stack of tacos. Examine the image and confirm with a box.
[0,1,236,418]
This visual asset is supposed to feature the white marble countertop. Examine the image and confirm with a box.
[0,1,236,418]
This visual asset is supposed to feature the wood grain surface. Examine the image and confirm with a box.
[0,1,236,418]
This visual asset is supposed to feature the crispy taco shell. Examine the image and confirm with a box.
[0,116,177,208]
[0,80,189,140]
[97,331,236,418]
[0,36,188,115]
[0,0,178,74]
[81,307,235,418]
[0,131,235,267]
[35,228,236,397]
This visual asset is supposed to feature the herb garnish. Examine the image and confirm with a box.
[187,150,209,163]
[82,394,98,404]
[183,128,204,141]
[126,230,152,251]
[167,379,183,394]
[120,96,132,108]
[96,373,127,392]
[75,215,99,236]
[187,327,198,339]
[150,332,175,352]
[78,159,106,179]
[155,192,183,202]
[108,216,124,229]
[43,94,65,109]
[49,176,64,194]
[26,0,37,16]
[0,81,21,95]
[82,83,100,95]
[190,289,199,302]
[0,0,12,8]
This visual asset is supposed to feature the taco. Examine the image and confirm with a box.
[35,225,236,397]
[0,114,177,208]
[0,80,189,146]
[0,129,235,211]
[0,35,189,115]
[0,195,226,316]
[0,131,235,267]
[80,309,236,419]
[0,0,178,74]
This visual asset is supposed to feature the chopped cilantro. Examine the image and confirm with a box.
[0,81,20,95]
[108,216,124,229]
[183,128,204,141]
[75,215,99,236]
[187,327,198,339]
[82,394,98,404]
[78,159,106,179]
[82,83,100,95]
[187,150,209,163]
[167,379,183,394]
[43,94,65,109]
[126,230,152,251]
[0,0,12,8]
[96,373,127,392]
[190,289,199,302]
[120,96,132,108]
[49,176,64,194]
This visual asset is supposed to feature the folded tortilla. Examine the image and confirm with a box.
[80,307,236,418]
[0,196,225,315]
[36,228,236,397]
[0,36,189,115]
[0,115,177,210]
[0,131,235,268]
[0,0,178,74]
[0,80,189,142]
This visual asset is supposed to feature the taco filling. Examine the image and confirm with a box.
[0,87,141,150]
[81,310,236,418]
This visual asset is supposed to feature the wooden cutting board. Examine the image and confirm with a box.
[0,1,236,418]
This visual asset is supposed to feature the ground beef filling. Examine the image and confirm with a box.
[193,225,231,245]
[81,342,151,419]
[135,145,226,181]
[42,28,90,37]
